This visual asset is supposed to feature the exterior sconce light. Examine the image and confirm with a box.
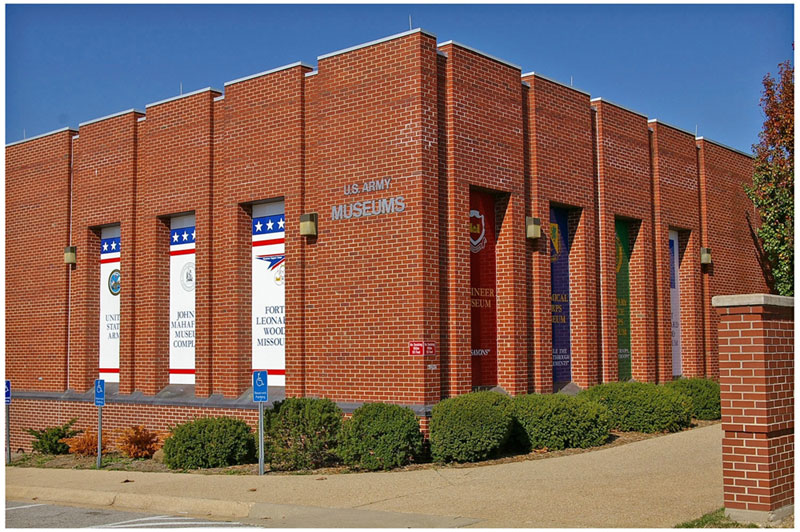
[64,246,77,264]
[526,217,542,239]
[700,247,712,265]
[299,213,318,237]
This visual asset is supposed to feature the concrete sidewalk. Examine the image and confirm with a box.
[6,424,723,528]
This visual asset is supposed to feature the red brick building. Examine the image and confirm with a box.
[5,29,769,449]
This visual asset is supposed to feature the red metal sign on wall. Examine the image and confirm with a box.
[469,190,498,387]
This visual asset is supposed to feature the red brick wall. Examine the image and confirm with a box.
[650,122,704,381]
[524,75,598,392]
[592,100,656,383]
[716,299,793,514]
[699,141,770,379]
[6,129,75,391]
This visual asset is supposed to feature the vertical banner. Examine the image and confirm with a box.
[169,214,196,384]
[669,230,682,376]
[99,225,121,382]
[615,220,632,381]
[252,201,286,387]
[469,190,497,387]
[549,207,571,383]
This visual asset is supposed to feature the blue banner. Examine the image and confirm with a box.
[550,207,571,383]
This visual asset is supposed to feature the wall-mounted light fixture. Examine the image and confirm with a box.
[700,247,712,265]
[64,246,77,264]
[526,217,542,239]
[299,213,318,237]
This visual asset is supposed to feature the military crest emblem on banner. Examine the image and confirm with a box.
[469,209,487,254]
[549,223,562,263]
[108,269,121,296]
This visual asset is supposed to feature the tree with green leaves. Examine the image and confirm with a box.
[746,60,794,296]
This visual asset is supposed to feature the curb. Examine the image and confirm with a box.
[6,485,253,519]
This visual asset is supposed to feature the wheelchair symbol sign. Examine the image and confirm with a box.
[94,379,105,406]
[252,371,268,402]
[5,381,10,405]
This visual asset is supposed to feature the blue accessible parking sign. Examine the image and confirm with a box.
[94,379,105,407]
[253,371,268,402]
[5,381,10,405]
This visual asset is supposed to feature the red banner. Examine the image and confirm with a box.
[469,190,497,387]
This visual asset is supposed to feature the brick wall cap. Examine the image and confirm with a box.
[317,28,436,61]
[213,95,224,102]
[437,50,448,58]
[305,71,318,77]
[145,86,222,109]
[521,71,590,96]
[521,81,530,88]
[696,136,754,159]
[712,293,794,309]
[590,97,648,119]
[137,117,146,122]
[78,108,144,128]
[223,61,314,87]
[6,126,77,148]
[647,118,696,138]
[437,40,521,70]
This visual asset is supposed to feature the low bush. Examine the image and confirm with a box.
[27,418,80,455]
[338,403,423,471]
[265,398,342,471]
[162,417,256,469]
[61,429,110,456]
[116,426,162,459]
[579,382,692,433]
[665,378,721,420]
[430,391,513,463]
[512,394,610,451]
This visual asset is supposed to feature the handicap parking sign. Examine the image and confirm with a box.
[252,371,268,402]
[94,379,105,407]
[5,381,10,405]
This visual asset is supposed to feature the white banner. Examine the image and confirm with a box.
[99,225,121,382]
[170,214,196,384]
[669,230,682,376]
[252,201,285,386]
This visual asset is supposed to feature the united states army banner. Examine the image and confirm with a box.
[99,225,121,382]
[252,201,286,387]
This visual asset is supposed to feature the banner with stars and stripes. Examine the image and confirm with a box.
[252,201,286,386]
[99,225,121,382]
[170,214,196,384]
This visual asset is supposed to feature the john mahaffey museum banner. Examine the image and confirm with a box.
[170,214,196,384]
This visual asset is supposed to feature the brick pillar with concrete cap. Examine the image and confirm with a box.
[713,293,794,525]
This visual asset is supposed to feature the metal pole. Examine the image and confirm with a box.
[258,402,264,476]
[96,406,102,469]
[6,404,11,465]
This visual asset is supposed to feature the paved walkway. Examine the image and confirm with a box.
[6,424,723,528]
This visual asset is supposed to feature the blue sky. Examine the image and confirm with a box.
[6,4,793,151]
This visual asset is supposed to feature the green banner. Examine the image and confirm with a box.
[615,220,632,381]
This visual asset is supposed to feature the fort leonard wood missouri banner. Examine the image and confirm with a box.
[669,230,682,376]
[469,190,498,387]
[252,201,286,387]
[99,225,121,382]
[615,219,632,381]
[549,207,571,383]
[169,214,196,384]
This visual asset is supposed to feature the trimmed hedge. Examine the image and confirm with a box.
[27,418,81,455]
[265,397,342,471]
[665,378,721,420]
[512,394,610,451]
[430,391,513,463]
[163,417,256,469]
[579,382,692,433]
[338,403,423,471]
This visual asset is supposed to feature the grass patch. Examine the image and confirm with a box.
[676,508,758,528]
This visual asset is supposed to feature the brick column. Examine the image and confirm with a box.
[713,294,793,525]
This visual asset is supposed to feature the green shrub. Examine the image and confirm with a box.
[430,391,513,463]
[162,417,256,469]
[579,382,692,433]
[512,394,610,451]
[338,403,423,471]
[665,378,721,420]
[265,397,342,471]
[27,418,80,455]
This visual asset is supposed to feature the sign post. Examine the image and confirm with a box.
[5,380,11,465]
[252,371,268,476]
[94,379,105,469]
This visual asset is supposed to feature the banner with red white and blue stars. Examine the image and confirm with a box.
[170,214,196,384]
[99,225,121,382]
